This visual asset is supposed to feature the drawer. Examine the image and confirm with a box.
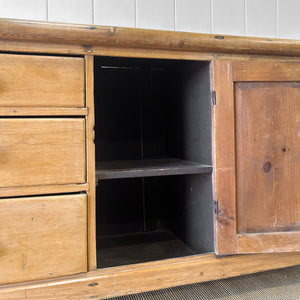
[0,194,87,285]
[0,118,86,188]
[0,54,85,107]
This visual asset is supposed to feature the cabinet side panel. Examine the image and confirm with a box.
[167,62,214,253]
[86,55,97,270]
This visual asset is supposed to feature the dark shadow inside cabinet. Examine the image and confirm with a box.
[94,56,214,268]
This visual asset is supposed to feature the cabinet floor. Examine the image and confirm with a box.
[97,230,195,268]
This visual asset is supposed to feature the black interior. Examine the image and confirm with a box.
[94,56,214,268]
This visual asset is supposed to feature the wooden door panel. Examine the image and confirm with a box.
[213,60,300,255]
[236,82,300,234]
[0,118,86,188]
[0,194,87,285]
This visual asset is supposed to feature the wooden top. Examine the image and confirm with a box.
[1,18,300,56]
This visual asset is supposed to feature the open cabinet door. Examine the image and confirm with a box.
[213,60,300,255]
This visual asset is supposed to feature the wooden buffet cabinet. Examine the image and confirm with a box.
[0,18,300,299]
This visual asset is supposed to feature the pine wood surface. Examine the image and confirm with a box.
[0,107,88,116]
[0,118,86,188]
[0,183,89,198]
[233,60,300,81]
[85,55,97,271]
[2,18,300,56]
[0,194,87,285]
[0,252,300,299]
[0,18,299,299]
[237,232,300,253]
[236,81,300,234]
[0,54,84,107]
[212,61,237,255]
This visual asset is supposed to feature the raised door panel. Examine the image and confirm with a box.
[0,118,86,188]
[213,60,300,255]
[236,82,300,235]
[0,54,85,107]
[0,194,87,285]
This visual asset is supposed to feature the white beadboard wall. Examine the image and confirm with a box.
[0,0,299,39]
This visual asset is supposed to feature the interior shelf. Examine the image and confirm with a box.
[96,158,213,180]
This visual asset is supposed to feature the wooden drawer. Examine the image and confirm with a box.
[0,54,85,107]
[0,118,86,188]
[0,194,87,285]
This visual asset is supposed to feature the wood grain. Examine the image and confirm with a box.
[234,60,300,81]
[237,232,300,253]
[1,252,300,299]
[0,118,86,188]
[212,61,237,255]
[0,183,89,198]
[0,194,87,285]
[2,19,300,56]
[85,55,97,271]
[0,54,84,107]
[0,107,87,116]
[2,40,300,62]
[236,82,300,234]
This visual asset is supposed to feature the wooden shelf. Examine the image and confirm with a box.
[96,158,212,180]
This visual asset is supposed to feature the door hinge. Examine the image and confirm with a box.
[214,200,219,214]
[92,128,95,144]
[211,91,217,106]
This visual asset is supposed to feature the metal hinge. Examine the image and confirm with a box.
[214,200,219,214]
[211,91,217,106]
[92,128,95,144]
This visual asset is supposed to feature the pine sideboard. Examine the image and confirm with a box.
[0,18,300,300]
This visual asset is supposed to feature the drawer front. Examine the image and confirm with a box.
[0,194,87,285]
[0,118,86,188]
[0,54,85,107]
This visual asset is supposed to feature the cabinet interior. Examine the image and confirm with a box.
[94,56,214,268]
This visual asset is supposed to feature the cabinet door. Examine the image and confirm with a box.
[0,194,87,285]
[213,60,300,254]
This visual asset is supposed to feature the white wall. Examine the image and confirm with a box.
[0,0,299,39]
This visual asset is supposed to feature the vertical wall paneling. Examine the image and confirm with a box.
[175,0,211,33]
[246,0,277,38]
[94,0,135,27]
[48,0,93,24]
[0,0,47,21]
[278,0,300,39]
[212,0,245,36]
[136,0,175,31]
